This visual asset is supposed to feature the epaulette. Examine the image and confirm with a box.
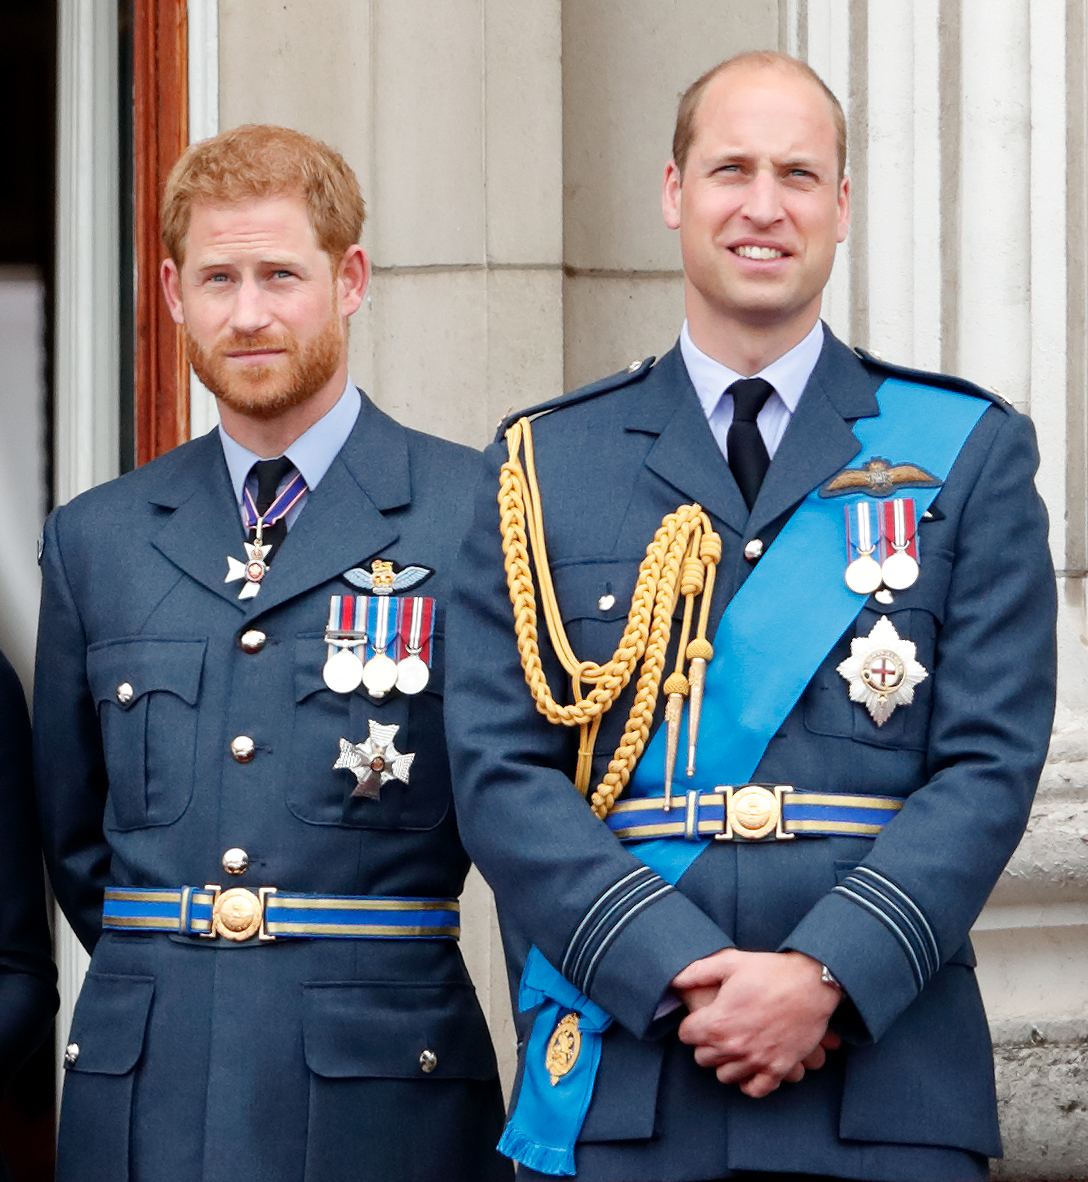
[494,356,656,441]
[854,347,1011,410]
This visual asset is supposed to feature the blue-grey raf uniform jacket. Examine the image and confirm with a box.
[445,330,1057,1181]
[0,649,57,1182]
[34,394,511,1182]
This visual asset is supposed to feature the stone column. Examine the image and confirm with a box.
[791,1,1088,1174]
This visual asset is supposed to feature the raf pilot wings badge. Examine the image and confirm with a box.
[820,456,941,498]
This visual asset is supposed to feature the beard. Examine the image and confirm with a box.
[186,311,345,422]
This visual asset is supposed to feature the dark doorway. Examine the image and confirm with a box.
[0,0,58,1174]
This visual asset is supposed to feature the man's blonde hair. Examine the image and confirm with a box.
[162,124,365,264]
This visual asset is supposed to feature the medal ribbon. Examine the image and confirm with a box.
[326,595,369,663]
[367,595,394,656]
[503,378,991,1177]
[396,597,435,662]
[242,471,308,531]
[845,500,879,562]
[882,497,918,561]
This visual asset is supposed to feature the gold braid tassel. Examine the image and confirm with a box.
[499,416,721,819]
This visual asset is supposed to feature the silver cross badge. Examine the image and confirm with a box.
[225,540,273,600]
[334,721,415,800]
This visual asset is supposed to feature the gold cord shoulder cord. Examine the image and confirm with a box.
[499,416,721,819]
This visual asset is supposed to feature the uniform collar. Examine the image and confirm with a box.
[681,319,824,419]
[218,377,361,505]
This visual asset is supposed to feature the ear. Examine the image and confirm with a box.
[337,244,370,317]
[662,159,683,230]
[161,258,186,326]
[836,175,851,243]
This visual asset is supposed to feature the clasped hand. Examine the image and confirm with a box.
[671,948,842,1098]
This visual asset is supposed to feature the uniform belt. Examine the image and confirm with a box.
[103,886,460,942]
[604,786,903,843]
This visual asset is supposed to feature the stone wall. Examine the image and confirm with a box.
[212,1,1088,1174]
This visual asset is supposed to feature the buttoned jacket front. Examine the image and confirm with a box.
[446,331,1057,1181]
[35,393,510,1182]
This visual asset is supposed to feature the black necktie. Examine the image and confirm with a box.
[726,377,774,511]
[250,456,295,561]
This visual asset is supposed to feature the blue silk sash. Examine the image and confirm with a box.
[501,377,989,1175]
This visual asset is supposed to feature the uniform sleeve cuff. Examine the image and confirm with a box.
[780,886,924,1043]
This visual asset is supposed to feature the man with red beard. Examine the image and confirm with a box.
[33,125,510,1182]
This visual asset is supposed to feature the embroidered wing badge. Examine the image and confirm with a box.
[820,457,941,499]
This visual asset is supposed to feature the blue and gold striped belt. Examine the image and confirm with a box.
[605,785,903,843]
[103,886,460,942]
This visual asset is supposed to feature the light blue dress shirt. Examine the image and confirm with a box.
[218,377,361,529]
[680,320,824,462]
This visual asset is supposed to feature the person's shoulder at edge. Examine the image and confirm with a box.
[494,354,659,443]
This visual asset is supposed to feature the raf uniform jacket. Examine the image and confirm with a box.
[446,329,1057,1182]
[33,393,511,1182]
[0,650,57,1182]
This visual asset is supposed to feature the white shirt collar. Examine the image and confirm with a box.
[218,377,361,505]
[681,320,824,419]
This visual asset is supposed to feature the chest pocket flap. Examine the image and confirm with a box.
[86,638,207,830]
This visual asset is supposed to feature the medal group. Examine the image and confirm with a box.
[838,495,929,727]
[322,561,437,801]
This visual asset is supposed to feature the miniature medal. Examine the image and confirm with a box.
[333,721,415,800]
[395,597,435,695]
[322,595,367,693]
[225,539,274,600]
[880,498,920,590]
[844,502,883,595]
[361,595,398,697]
[324,647,364,694]
[836,615,928,726]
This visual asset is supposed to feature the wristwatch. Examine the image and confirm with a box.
[820,963,844,993]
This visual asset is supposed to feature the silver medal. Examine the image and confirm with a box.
[881,549,919,591]
[362,653,399,697]
[844,555,884,595]
[323,647,364,694]
[396,653,430,695]
[844,502,883,596]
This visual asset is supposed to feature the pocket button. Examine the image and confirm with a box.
[230,736,256,763]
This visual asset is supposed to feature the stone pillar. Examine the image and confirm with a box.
[791,2,1088,1175]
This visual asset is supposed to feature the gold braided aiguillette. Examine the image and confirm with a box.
[499,417,721,819]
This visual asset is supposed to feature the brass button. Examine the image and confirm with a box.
[597,593,616,612]
[239,630,267,654]
[116,682,134,705]
[222,848,249,875]
[64,1042,80,1066]
[419,1049,438,1073]
[743,538,764,561]
[230,735,256,763]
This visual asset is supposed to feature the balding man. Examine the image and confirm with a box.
[447,52,1055,1181]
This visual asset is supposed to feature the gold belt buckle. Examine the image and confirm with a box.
[203,885,278,941]
[718,784,794,841]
